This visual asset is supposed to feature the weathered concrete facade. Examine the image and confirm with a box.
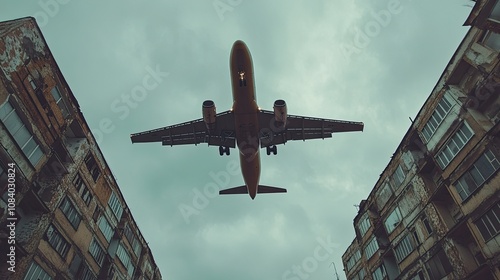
[342,1,500,279]
[0,18,162,280]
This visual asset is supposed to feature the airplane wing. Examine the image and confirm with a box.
[257,110,364,147]
[131,110,236,148]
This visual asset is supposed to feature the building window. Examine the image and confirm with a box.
[489,0,500,22]
[79,264,97,280]
[50,87,70,118]
[426,249,453,279]
[410,271,425,280]
[422,215,433,235]
[124,223,142,257]
[0,100,44,166]
[117,243,135,277]
[28,76,38,90]
[23,261,53,280]
[384,206,402,234]
[475,203,500,242]
[455,150,500,201]
[89,238,106,266]
[394,234,415,263]
[482,31,500,51]
[69,255,97,280]
[108,191,123,220]
[98,215,114,242]
[376,182,393,210]
[354,268,365,280]
[364,237,379,259]
[72,173,92,205]
[84,153,100,181]
[412,228,421,245]
[358,214,371,237]
[46,224,70,259]
[435,122,474,169]
[372,265,386,280]
[59,196,82,229]
[392,165,406,188]
[421,96,452,142]
[346,249,361,271]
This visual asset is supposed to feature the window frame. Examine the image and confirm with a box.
[346,249,361,271]
[475,203,500,242]
[0,99,44,166]
[84,153,100,182]
[384,206,402,234]
[364,236,379,260]
[89,238,106,267]
[59,196,82,230]
[392,165,406,189]
[372,264,386,280]
[50,86,70,118]
[23,260,53,280]
[98,215,114,242]
[46,224,70,259]
[435,122,474,169]
[108,191,123,220]
[73,173,93,206]
[394,234,415,263]
[421,96,453,143]
[358,214,371,237]
[454,149,500,201]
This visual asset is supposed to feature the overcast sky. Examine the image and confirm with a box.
[1,1,473,279]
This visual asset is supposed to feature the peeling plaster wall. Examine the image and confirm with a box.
[0,20,47,77]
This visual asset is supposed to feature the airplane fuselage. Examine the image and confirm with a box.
[230,40,260,199]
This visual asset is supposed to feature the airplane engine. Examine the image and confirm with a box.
[273,99,287,126]
[202,100,216,130]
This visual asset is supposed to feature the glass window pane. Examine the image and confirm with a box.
[485,31,500,50]
[51,87,62,101]
[22,137,37,155]
[14,127,31,148]
[476,155,496,181]
[29,146,43,165]
[490,2,500,21]
[4,111,23,134]
[0,102,14,120]
[435,105,445,120]
[470,166,486,186]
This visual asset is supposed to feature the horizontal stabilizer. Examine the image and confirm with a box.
[219,186,248,195]
[219,185,287,195]
[257,185,287,193]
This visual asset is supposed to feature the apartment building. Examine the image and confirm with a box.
[0,17,162,280]
[342,1,499,279]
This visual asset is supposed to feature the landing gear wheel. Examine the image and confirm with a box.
[271,145,277,155]
[266,145,277,155]
[219,146,230,156]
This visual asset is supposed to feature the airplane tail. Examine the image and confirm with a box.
[219,185,287,195]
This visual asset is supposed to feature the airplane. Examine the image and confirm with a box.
[130,40,364,200]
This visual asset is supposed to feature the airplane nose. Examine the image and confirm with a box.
[233,40,245,47]
[232,40,248,51]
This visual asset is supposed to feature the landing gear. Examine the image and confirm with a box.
[238,71,247,87]
[219,146,230,156]
[266,145,277,155]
